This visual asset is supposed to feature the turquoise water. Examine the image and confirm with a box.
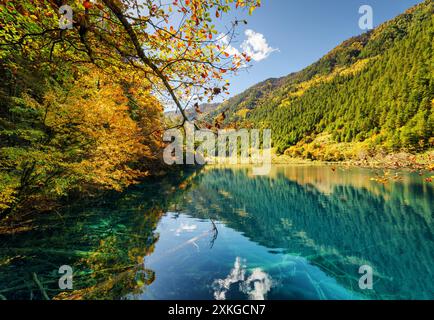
[134,212,360,300]
[0,165,433,300]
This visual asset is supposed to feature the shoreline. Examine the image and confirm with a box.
[271,151,434,172]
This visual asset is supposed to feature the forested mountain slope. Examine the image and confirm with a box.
[211,0,433,159]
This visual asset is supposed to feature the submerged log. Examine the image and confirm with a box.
[32,272,50,300]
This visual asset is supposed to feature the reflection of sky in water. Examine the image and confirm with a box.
[212,257,273,300]
[134,213,361,300]
[172,222,198,236]
[2,165,431,300]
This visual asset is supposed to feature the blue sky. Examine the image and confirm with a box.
[220,0,424,100]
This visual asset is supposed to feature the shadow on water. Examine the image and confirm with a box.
[0,165,433,300]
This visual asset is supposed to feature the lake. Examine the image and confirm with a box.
[0,165,433,300]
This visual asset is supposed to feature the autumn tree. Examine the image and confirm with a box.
[0,0,261,217]
[0,0,260,125]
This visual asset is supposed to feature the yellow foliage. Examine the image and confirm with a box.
[236,108,251,118]
[285,58,374,99]
[0,185,17,211]
[55,71,162,191]
[16,68,164,196]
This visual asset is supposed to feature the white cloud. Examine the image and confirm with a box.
[218,34,241,57]
[241,29,278,62]
[212,257,246,300]
[174,223,197,236]
[212,257,273,300]
[240,268,273,300]
[218,30,277,63]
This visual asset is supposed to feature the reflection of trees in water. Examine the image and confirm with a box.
[55,207,164,300]
[178,167,434,300]
[1,166,432,300]
[0,170,198,300]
